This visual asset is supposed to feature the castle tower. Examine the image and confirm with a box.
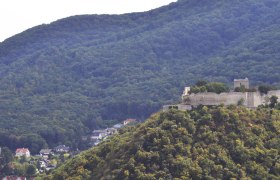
[182,87,190,96]
[234,78,249,89]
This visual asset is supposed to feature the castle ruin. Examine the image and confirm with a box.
[234,78,249,89]
[181,78,280,108]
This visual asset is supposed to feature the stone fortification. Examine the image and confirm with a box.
[165,79,280,111]
[162,104,192,112]
[234,78,249,89]
[183,92,265,108]
[182,79,280,108]
[267,90,280,97]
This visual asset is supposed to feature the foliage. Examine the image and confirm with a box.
[47,106,280,179]
[0,0,280,151]
[190,81,229,94]
[234,85,257,93]
[26,164,37,176]
[237,98,245,106]
[258,85,278,94]
[0,147,13,177]
[0,147,13,166]
[270,95,279,108]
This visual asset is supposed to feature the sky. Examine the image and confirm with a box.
[0,0,177,42]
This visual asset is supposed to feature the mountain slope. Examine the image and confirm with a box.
[0,0,280,151]
[47,106,280,179]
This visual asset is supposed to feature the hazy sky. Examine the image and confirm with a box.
[0,0,176,42]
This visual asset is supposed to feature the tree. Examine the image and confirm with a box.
[196,80,208,87]
[190,86,201,94]
[1,164,13,177]
[269,96,278,108]
[206,82,229,94]
[19,156,27,163]
[235,85,246,92]
[237,98,245,106]
[0,147,13,166]
[258,85,277,94]
[275,103,280,110]
[0,147,13,177]
[26,164,37,176]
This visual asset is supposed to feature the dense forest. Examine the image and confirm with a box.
[0,0,280,151]
[45,106,280,179]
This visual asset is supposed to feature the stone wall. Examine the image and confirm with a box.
[180,79,280,109]
[162,104,192,111]
[182,92,266,108]
[268,90,280,97]
[234,78,249,89]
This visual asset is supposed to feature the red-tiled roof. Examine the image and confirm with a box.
[16,148,30,153]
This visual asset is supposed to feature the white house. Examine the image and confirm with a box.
[15,148,30,158]
[39,149,52,156]
[123,119,137,125]
[53,145,70,153]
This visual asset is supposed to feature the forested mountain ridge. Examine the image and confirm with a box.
[46,106,280,179]
[0,0,280,152]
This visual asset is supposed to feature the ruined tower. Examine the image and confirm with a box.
[234,78,249,89]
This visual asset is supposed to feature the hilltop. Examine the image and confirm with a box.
[46,106,280,179]
[0,0,280,151]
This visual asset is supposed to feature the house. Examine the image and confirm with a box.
[93,129,107,136]
[39,149,52,156]
[39,160,47,168]
[46,164,56,171]
[15,148,30,158]
[53,145,70,153]
[93,139,101,146]
[105,128,117,135]
[91,129,109,140]
[89,128,117,145]
[123,118,137,125]
[90,132,103,140]
[113,123,123,129]
[39,149,52,159]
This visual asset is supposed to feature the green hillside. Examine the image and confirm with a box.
[0,0,280,151]
[46,106,280,179]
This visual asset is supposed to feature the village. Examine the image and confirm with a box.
[86,118,137,147]
[1,118,137,179]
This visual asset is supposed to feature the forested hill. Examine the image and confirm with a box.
[1,0,280,152]
[47,106,280,179]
